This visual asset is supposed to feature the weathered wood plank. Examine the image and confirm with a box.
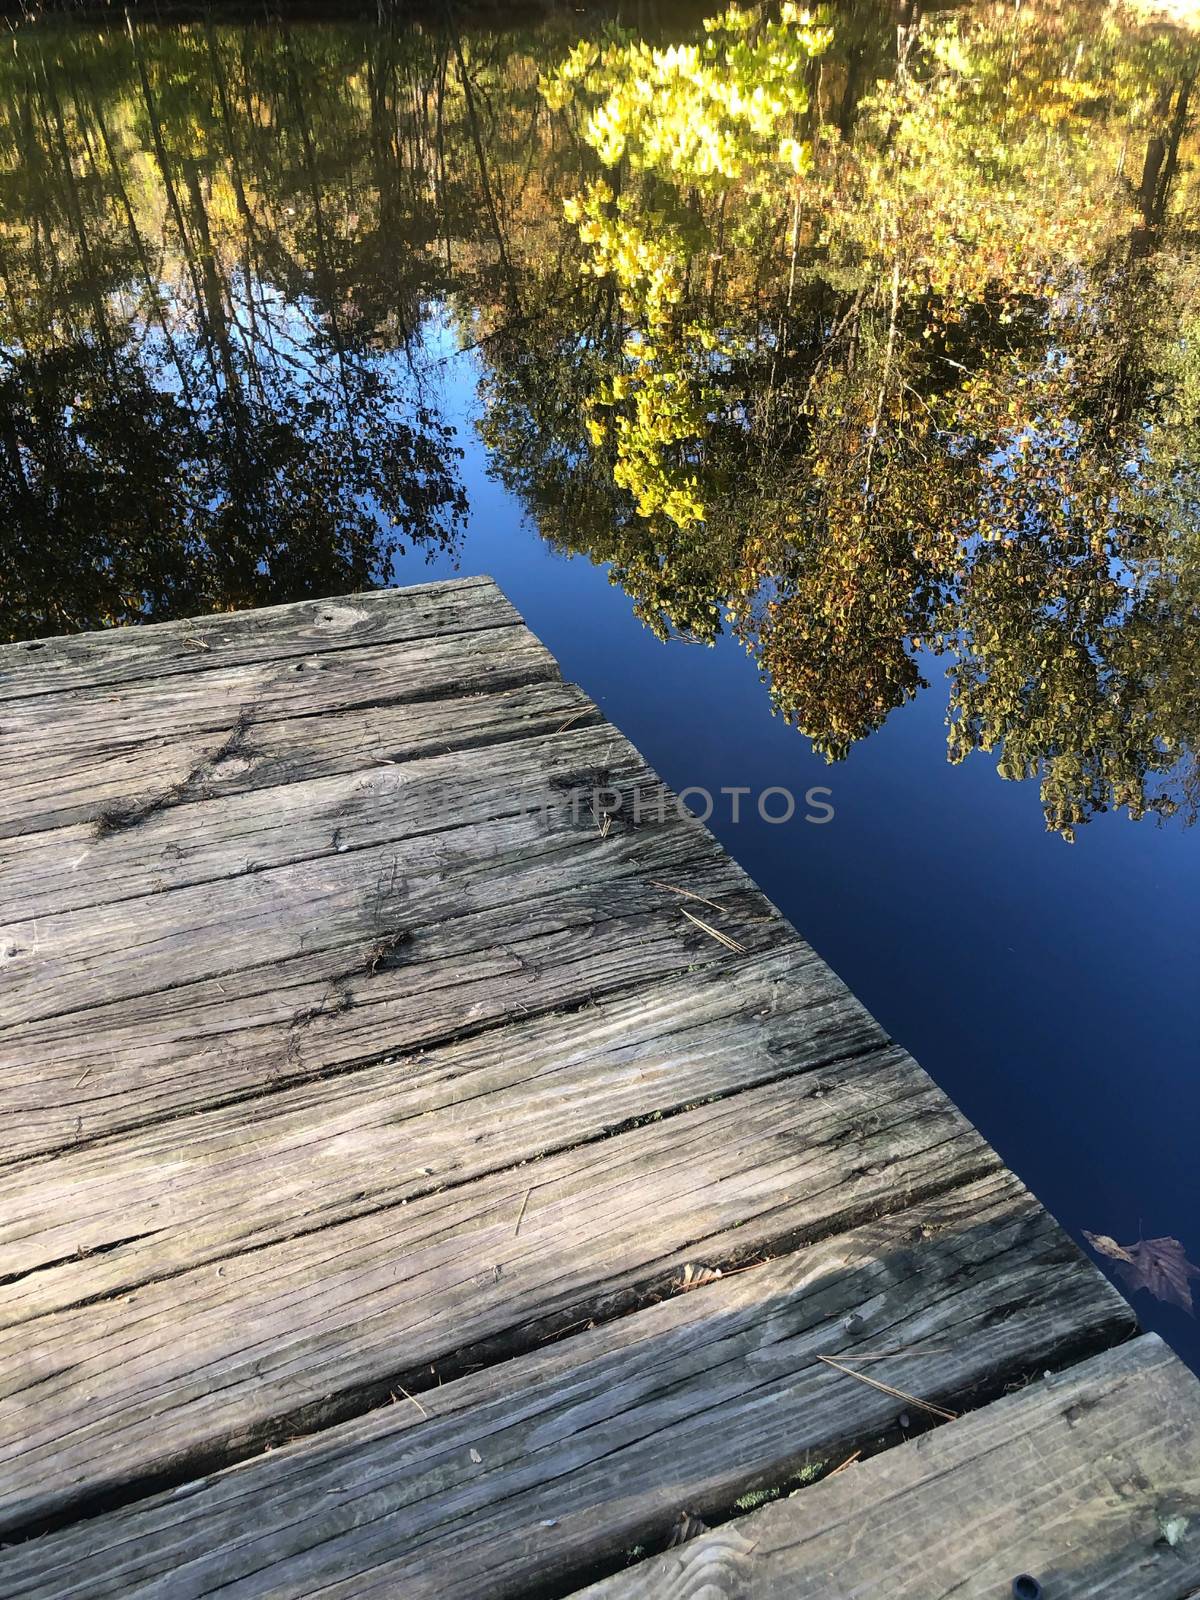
[576,1334,1199,1600]
[0,578,507,702]
[0,1174,1135,1599]
[0,680,597,841]
[0,770,708,1028]
[0,1049,1001,1537]
[0,855,778,1160]
[0,722,654,922]
[0,576,1166,1600]
[0,947,884,1321]
[0,625,559,780]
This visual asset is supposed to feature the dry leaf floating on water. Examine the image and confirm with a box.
[1084,1231,1200,1315]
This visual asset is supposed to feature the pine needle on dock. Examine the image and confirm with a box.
[815,1354,957,1422]
[679,907,747,953]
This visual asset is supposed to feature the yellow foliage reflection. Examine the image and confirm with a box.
[1,2,1198,836]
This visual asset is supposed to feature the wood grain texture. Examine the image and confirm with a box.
[0,721,659,922]
[0,853,777,1160]
[0,776,714,1029]
[0,1174,1134,1599]
[0,679,599,841]
[0,578,1164,1598]
[0,625,558,782]
[0,578,508,702]
[0,1048,1001,1536]
[0,947,885,1320]
[577,1334,1200,1600]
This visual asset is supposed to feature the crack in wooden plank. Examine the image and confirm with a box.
[0,850,765,1164]
[0,579,507,703]
[0,1177,1137,1590]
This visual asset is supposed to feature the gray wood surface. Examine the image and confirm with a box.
[1,1047,1006,1535]
[0,947,884,1319]
[0,626,558,775]
[0,722,659,921]
[0,679,599,840]
[0,1174,1134,1599]
[576,1334,1200,1600]
[0,577,510,701]
[0,578,1181,1600]
[0,854,774,1160]
[0,784,702,1028]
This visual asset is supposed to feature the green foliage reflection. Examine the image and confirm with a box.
[1,3,1198,836]
[537,0,1200,837]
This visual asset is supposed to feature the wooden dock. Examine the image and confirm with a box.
[0,575,1197,1598]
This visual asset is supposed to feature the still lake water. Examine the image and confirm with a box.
[2,2,1199,1360]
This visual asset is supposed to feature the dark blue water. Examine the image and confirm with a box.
[387,338,1200,1366]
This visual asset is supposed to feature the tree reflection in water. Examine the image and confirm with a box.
[1,2,1197,836]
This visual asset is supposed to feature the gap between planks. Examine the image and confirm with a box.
[0,1172,1135,1598]
[574,1334,1200,1600]
[0,578,1160,1600]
